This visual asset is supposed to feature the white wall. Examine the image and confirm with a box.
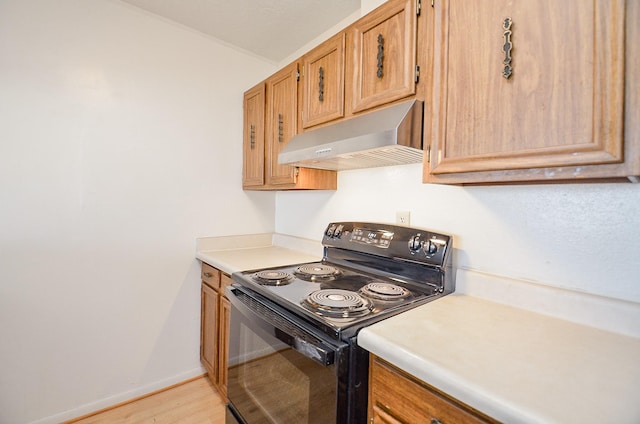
[276,164,640,303]
[0,1,275,423]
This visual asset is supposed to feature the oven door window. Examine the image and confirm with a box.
[227,287,339,424]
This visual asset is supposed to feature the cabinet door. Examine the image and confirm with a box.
[201,283,219,382]
[302,33,345,128]
[242,83,265,188]
[351,0,417,113]
[427,0,625,178]
[266,63,299,185]
[217,294,231,402]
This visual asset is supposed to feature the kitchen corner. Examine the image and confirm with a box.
[197,233,640,423]
[196,233,323,275]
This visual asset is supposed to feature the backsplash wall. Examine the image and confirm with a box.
[275,164,640,303]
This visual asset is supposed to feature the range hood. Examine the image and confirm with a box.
[278,100,424,171]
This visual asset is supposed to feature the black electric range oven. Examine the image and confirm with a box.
[225,222,454,424]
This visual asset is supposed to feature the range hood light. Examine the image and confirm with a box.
[278,100,424,171]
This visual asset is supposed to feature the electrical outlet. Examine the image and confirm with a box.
[396,211,410,226]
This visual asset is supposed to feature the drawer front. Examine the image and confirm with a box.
[201,263,221,289]
[221,273,233,295]
[370,356,493,424]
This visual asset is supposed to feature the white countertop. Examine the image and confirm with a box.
[196,233,322,275]
[358,294,640,423]
[197,245,320,275]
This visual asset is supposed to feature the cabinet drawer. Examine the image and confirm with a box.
[221,273,233,295]
[370,356,494,424]
[201,263,221,289]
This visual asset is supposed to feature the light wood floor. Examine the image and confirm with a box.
[65,375,226,424]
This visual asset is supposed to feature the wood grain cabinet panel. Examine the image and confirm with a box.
[266,63,299,186]
[302,33,345,128]
[242,83,265,188]
[218,294,230,402]
[351,0,417,113]
[425,0,636,183]
[242,62,336,190]
[368,355,497,424]
[200,283,219,383]
[200,264,231,400]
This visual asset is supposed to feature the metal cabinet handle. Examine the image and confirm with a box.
[376,34,384,78]
[249,124,255,149]
[318,66,325,102]
[502,17,513,79]
[430,418,442,424]
[203,272,213,278]
[278,113,284,142]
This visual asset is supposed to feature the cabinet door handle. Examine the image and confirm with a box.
[318,66,324,102]
[249,124,255,149]
[203,272,213,279]
[430,418,442,424]
[376,34,384,78]
[278,113,284,142]
[502,17,513,79]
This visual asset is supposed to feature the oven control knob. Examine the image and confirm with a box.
[325,225,336,237]
[334,224,344,238]
[424,240,438,255]
[408,234,422,252]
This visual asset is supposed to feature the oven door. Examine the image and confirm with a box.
[226,285,347,424]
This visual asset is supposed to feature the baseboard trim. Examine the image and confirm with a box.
[29,367,207,424]
[61,373,208,423]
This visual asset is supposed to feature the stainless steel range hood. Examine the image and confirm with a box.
[278,100,424,171]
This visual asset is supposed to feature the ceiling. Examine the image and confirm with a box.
[119,0,361,63]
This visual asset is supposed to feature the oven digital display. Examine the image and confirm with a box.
[350,228,393,248]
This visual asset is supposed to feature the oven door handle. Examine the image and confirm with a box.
[228,286,337,366]
[273,327,335,366]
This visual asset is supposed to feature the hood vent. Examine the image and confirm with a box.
[278,100,424,171]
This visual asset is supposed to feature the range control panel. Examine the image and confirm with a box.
[322,222,451,267]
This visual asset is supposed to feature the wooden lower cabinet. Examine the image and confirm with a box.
[200,263,231,401]
[200,282,218,382]
[368,355,497,424]
[217,282,231,401]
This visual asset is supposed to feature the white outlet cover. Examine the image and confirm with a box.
[396,211,410,226]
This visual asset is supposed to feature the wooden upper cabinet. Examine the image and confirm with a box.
[302,33,346,129]
[425,0,631,183]
[242,83,265,188]
[266,63,299,185]
[242,66,337,190]
[351,0,417,113]
[262,62,337,189]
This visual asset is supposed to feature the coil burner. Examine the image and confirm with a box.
[302,289,373,318]
[294,263,341,282]
[253,270,294,286]
[360,282,411,302]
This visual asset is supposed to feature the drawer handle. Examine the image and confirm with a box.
[430,418,442,424]
[203,272,213,278]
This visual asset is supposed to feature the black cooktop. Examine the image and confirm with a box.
[231,222,455,340]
